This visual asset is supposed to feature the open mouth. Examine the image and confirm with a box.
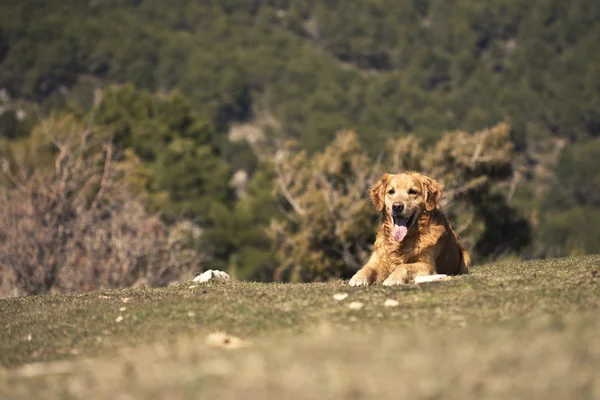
[391,213,415,243]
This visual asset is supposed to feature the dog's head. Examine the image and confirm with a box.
[370,172,443,242]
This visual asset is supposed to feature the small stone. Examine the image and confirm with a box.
[384,299,400,307]
[348,301,364,310]
[187,311,196,317]
[192,270,231,283]
[333,292,349,301]
[205,332,251,349]
[119,307,127,312]
[98,295,109,299]
[115,315,124,323]
[121,297,130,303]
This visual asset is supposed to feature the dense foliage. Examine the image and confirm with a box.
[1,0,599,293]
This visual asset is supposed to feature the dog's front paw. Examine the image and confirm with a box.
[382,268,409,286]
[382,277,404,286]
[348,271,372,287]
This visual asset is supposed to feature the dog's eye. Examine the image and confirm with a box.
[408,188,418,195]
[387,189,395,195]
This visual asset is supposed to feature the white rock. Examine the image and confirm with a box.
[119,307,127,312]
[414,274,450,284]
[115,315,124,323]
[205,332,251,349]
[192,270,231,283]
[348,301,364,310]
[333,292,349,301]
[384,299,400,307]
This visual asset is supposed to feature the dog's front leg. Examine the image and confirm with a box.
[382,262,435,286]
[348,253,388,287]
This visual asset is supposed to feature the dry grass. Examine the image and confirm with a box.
[1,255,599,399]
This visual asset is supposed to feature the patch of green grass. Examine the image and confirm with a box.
[1,255,599,399]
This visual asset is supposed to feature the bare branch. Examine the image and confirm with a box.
[507,171,521,204]
[90,143,113,210]
[442,176,488,203]
[455,214,475,236]
[366,150,384,193]
[0,159,27,191]
[273,196,300,223]
[471,129,487,165]
[274,160,306,216]
[316,173,336,215]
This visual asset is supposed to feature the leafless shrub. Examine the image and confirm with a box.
[0,115,205,298]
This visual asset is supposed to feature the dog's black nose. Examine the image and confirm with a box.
[392,202,404,213]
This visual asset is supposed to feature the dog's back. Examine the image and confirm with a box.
[434,210,471,275]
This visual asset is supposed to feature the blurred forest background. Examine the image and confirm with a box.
[1,0,599,297]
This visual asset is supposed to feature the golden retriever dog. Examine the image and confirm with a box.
[349,172,470,286]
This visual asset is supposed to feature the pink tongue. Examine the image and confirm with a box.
[392,224,408,242]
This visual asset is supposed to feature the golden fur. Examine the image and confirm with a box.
[349,172,470,286]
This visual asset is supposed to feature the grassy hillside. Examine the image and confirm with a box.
[1,255,599,399]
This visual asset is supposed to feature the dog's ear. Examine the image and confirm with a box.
[423,176,443,211]
[370,174,392,211]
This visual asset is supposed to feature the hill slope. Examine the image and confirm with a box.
[1,255,599,399]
